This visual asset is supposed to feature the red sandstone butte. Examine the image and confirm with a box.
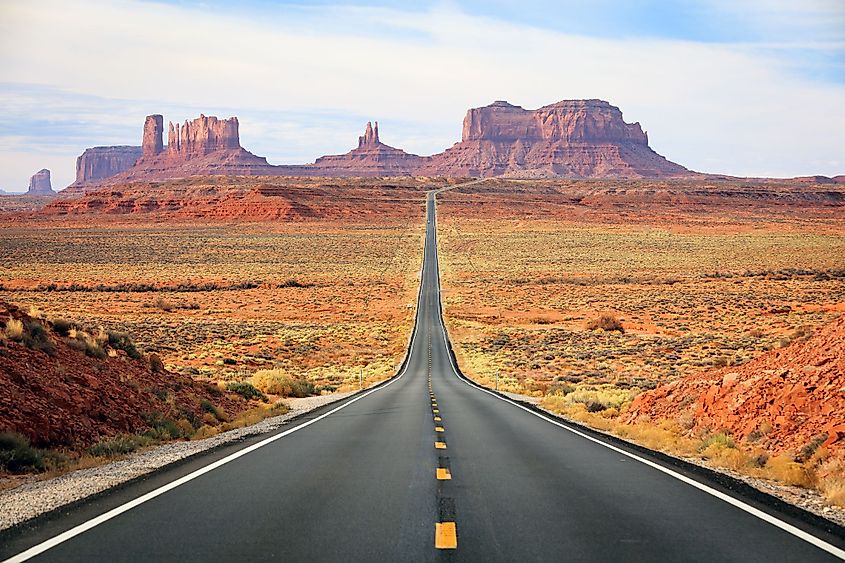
[417,99,692,178]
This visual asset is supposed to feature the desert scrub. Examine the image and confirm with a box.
[556,385,637,412]
[89,434,152,458]
[587,315,624,333]
[226,381,268,402]
[4,318,24,341]
[0,432,47,473]
[22,320,56,355]
[107,330,142,360]
[251,369,317,398]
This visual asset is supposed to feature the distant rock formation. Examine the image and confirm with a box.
[74,146,142,186]
[309,121,427,176]
[142,114,164,157]
[417,99,691,178]
[164,114,241,160]
[64,99,700,188]
[27,169,55,195]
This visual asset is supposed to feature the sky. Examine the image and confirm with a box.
[0,0,843,191]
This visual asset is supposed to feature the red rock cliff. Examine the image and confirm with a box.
[166,114,241,160]
[419,99,690,178]
[71,146,143,188]
[27,169,55,195]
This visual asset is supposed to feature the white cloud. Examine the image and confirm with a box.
[0,0,843,188]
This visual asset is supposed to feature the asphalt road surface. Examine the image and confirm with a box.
[2,192,844,562]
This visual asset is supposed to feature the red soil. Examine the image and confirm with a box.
[628,315,845,455]
[0,301,247,449]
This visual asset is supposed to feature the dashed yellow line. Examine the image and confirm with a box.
[433,409,439,414]
[436,468,452,480]
[435,441,447,449]
[435,522,458,549]
[434,416,441,422]
[435,426,445,432]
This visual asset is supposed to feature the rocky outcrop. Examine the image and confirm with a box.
[0,300,250,449]
[142,114,164,157]
[309,121,427,176]
[73,146,143,186]
[165,114,240,160]
[26,169,55,195]
[99,114,296,184]
[417,100,691,178]
[628,315,845,455]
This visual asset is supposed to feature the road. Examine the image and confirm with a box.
[2,191,844,561]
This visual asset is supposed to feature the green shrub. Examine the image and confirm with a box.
[141,412,187,440]
[0,432,45,473]
[89,434,151,457]
[699,432,736,452]
[52,319,74,337]
[200,399,224,421]
[107,331,141,360]
[23,321,55,356]
[226,381,268,402]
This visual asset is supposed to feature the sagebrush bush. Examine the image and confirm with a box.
[52,319,74,337]
[0,432,45,473]
[226,381,268,402]
[23,320,55,356]
[587,315,624,333]
[251,369,316,398]
[89,434,151,457]
[107,330,142,360]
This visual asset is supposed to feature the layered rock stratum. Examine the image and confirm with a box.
[62,99,702,190]
[417,100,690,178]
[26,169,55,195]
[74,146,142,186]
[309,121,426,176]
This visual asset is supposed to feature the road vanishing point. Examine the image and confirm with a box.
[2,190,845,562]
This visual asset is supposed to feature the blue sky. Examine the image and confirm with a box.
[1,0,843,190]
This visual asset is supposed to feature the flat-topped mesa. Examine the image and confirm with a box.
[461,99,648,144]
[27,168,55,195]
[419,98,689,178]
[166,114,241,159]
[74,146,142,185]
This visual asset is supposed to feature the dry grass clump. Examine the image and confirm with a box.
[586,314,624,333]
[4,318,24,340]
[250,369,316,398]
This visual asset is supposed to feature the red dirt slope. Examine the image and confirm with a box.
[0,301,246,449]
[628,315,845,455]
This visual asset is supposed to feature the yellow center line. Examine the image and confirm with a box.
[435,522,458,549]
[435,426,445,432]
[435,441,447,449]
[436,468,452,480]
[433,409,439,414]
[434,416,441,422]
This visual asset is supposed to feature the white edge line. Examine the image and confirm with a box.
[429,193,845,561]
[4,198,436,563]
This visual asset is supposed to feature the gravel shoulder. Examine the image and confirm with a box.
[0,391,358,531]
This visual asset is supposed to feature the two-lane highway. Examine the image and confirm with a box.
[2,191,844,561]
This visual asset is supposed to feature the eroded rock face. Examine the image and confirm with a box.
[418,99,690,178]
[74,146,143,185]
[166,114,240,160]
[311,121,426,176]
[27,169,55,195]
[142,114,164,157]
